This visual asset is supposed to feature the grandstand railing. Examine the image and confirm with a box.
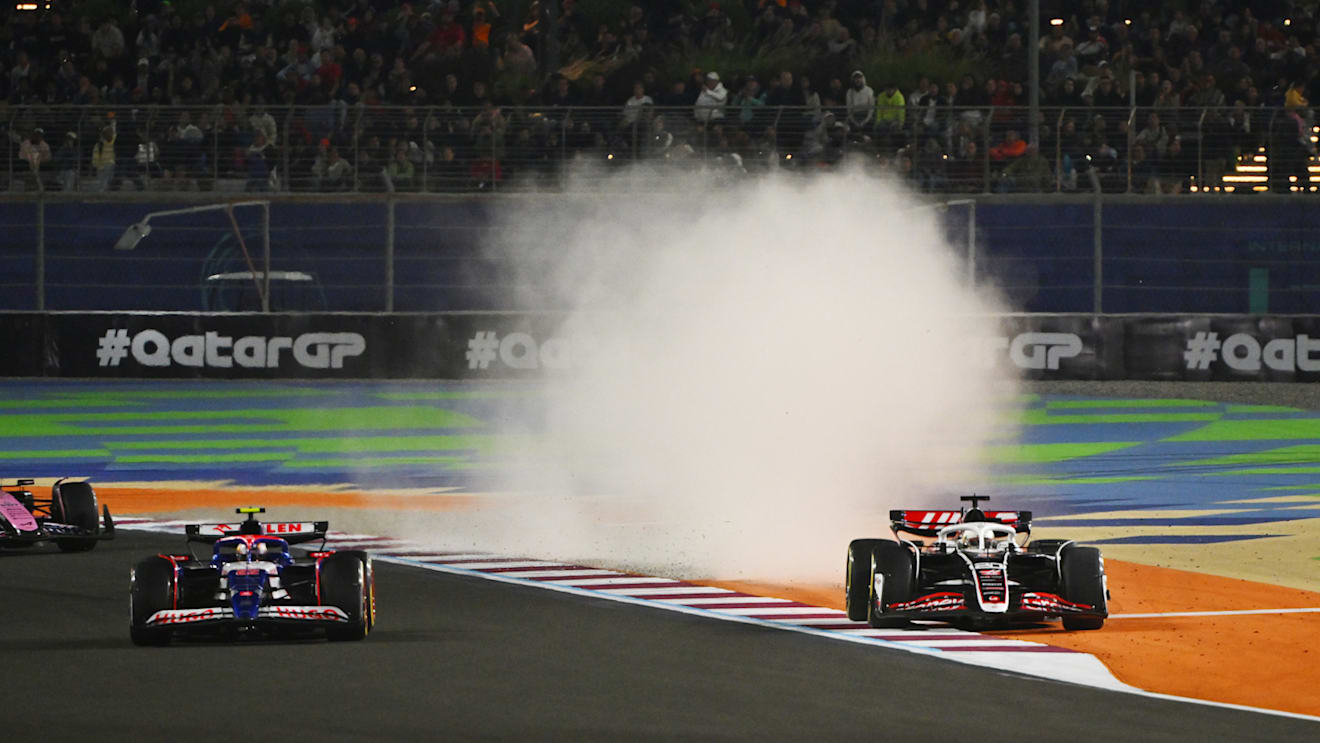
[5,104,1317,194]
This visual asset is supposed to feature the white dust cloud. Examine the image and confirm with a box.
[412,168,1016,584]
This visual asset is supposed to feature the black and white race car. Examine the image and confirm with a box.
[845,496,1108,630]
[130,507,374,645]
[0,478,114,552]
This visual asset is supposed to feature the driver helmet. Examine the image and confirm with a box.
[958,529,981,550]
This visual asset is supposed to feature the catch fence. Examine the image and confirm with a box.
[6,104,1318,195]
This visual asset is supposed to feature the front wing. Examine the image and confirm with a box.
[0,506,116,546]
[145,605,350,628]
[886,590,1102,621]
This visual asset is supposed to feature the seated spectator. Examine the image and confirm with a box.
[731,77,765,129]
[846,71,874,131]
[990,129,1027,161]
[91,124,116,191]
[874,81,905,151]
[1046,43,1078,91]
[1154,136,1194,194]
[312,145,353,191]
[1136,113,1170,156]
[385,142,415,191]
[136,131,166,186]
[245,131,273,191]
[1129,143,1157,192]
[694,71,728,123]
[997,143,1053,192]
[19,127,52,190]
[53,132,79,191]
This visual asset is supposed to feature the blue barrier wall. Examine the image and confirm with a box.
[2,199,1317,313]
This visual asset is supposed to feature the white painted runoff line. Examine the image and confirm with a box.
[904,639,1044,648]
[399,553,496,562]
[1110,607,1320,618]
[657,596,792,606]
[496,569,620,579]
[557,577,681,587]
[717,607,845,616]
[597,586,735,597]
[439,560,561,570]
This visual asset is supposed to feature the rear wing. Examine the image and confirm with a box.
[889,509,1032,537]
[185,521,329,546]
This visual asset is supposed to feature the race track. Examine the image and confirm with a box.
[4,530,1315,742]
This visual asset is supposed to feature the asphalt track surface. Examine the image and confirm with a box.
[5,532,1316,742]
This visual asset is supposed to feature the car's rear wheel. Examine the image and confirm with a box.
[845,539,882,621]
[130,556,175,646]
[321,551,370,641]
[868,541,915,629]
[52,480,99,553]
[1060,546,1107,630]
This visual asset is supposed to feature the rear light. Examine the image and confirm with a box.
[308,551,335,559]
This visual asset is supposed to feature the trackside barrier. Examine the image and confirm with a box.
[1,312,1317,381]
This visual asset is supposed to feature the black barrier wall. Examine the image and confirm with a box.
[13,312,568,379]
[5,312,1320,381]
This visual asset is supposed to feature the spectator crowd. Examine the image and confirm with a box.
[5,0,1320,193]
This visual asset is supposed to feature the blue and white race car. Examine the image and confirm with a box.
[130,507,375,645]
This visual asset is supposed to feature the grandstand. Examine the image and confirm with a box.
[4,1,1320,194]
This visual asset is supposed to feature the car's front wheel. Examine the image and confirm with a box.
[1060,546,1107,630]
[868,541,915,629]
[52,481,99,553]
[845,539,882,621]
[130,556,175,646]
[321,551,371,641]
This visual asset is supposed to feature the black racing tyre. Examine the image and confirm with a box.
[130,556,175,646]
[1060,546,1107,631]
[321,551,370,641]
[52,480,99,553]
[867,541,915,629]
[845,539,883,621]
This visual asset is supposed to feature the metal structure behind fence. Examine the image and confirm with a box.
[5,104,1319,195]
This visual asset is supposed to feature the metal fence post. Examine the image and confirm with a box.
[421,108,431,193]
[1126,107,1136,193]
[385,199,395,312]
[981,112,991,194]
[1197,108,1207,189]
[1093,193,1103,314]
[1055,107,1066,192]
[281,107,292,192]
[490,117,498,193]
[261,202,271,312]
[35,197,44,311]
[212,110,220,185]
[968,200,977,287]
